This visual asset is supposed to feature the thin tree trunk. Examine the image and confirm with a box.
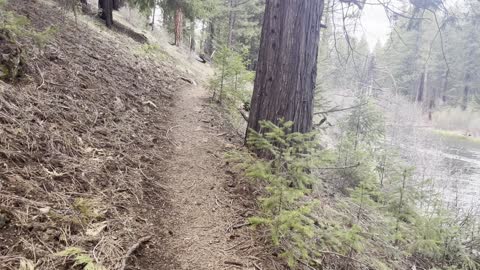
[227,0,236,47]
[190,21,196,52]
[247,0,324,137]
[200,20,206,51]
[204,20,214,56]
[219,59,226,103]
[416,72,425,103]
[428,88,436,121]
[162,7,170,28]
[462,71,472,111]
[151,4,156,31]
[395,170,407,246]
[174,7,184,46]
[441,69,449,103]
[462,85,469,111]
[99,0,113,27]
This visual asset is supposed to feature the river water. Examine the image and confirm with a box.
[398,129,480,214]
[434,135,480,212]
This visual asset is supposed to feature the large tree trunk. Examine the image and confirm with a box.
[98,0,113,27]
[247,0,324,135]
[174,7,184,46]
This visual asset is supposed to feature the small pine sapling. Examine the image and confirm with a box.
[229,120,332,267]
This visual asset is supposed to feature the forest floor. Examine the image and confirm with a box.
[0,1,283,269]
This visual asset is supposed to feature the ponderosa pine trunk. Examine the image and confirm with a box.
[247,0,324,136]
[98,0,113,27]
[174,7,184,46]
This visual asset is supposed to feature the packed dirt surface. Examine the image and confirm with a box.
[0,1,284,270]
[136,80,286,270]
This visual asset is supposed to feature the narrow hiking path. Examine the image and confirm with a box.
[139,83,275,270]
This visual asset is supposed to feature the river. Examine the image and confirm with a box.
[434,134,480,212]
[399,129,480,214]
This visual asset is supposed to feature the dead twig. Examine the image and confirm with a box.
[0,192,53,207]
[179,77,197,85]
[314,102,367,115]
[319,162,361,170]
[119,235,153,270]
[224,260,244,267]
[35,64,45,90]
[253,262,263,270]
[232,222,250,229]
[224,240,248,251]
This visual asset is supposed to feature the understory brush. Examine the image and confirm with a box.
[229,99,480,269]
[229,120,334,267]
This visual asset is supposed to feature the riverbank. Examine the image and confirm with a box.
[430,128,480,144]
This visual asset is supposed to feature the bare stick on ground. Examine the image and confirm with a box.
[120,235,153,270]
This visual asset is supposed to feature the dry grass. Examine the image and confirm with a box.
[433,107,480,137]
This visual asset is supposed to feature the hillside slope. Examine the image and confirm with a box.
[1,0,180,268]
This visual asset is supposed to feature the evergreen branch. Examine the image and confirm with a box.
[318,162,361,170]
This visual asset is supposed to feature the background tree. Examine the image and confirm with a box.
[98,0,124,27]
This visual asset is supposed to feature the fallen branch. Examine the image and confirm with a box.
[120,235,153,270]
[314,102,367,115]
[179,77,197,86]
[318,162,361,170]
[232,222,250,229]
[238,109,248,122]
[224,261,244,267]
[253,262,263,270]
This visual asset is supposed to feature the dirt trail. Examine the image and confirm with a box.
[138,83,271,270]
